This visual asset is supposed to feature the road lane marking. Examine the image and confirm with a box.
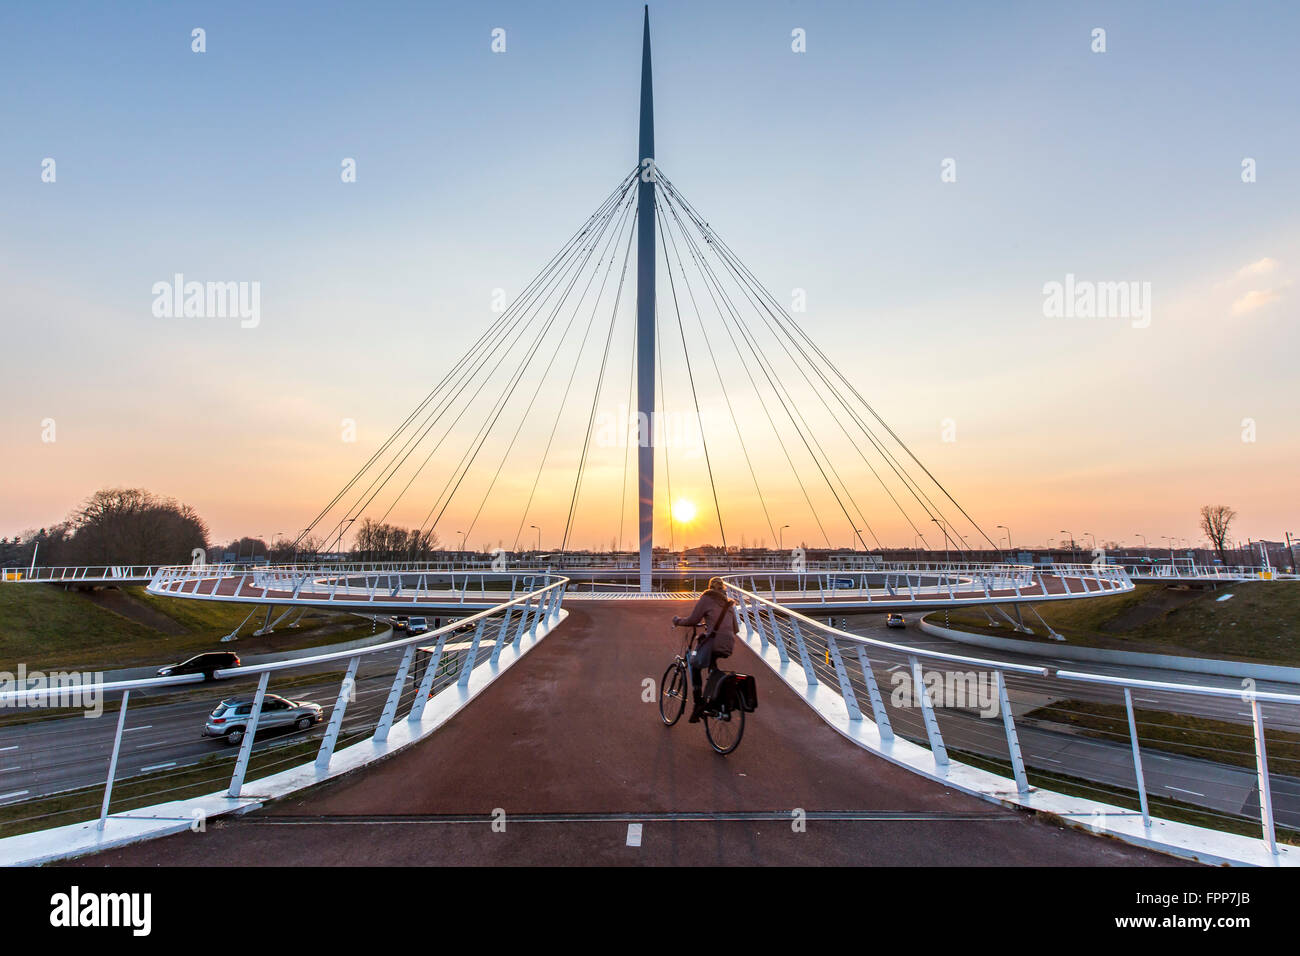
[0,766,20,773]
[123,725,153,732]
[626,823,642,846]
[0,790,29,804]
[0,746,18,752]
[140,762,176,772]
[1166,786,1204,797]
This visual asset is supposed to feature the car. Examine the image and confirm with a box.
[391,615,410,631]
[203,694,323,746]
[885,613,906,629]
[157,652,240,681]
[408,616,429,635]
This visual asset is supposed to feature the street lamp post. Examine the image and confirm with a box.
[997,524,1012,557]
[779,524,790,553]
[335,519,355,563]
[932,518,950,564]
[530,524,541,553]
[1059,530,1076,563]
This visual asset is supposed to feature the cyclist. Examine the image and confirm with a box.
[671,576,738,723]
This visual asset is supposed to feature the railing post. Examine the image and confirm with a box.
[1250,697,1278,853]
[522,595,543,642]
[765,607,790,663]
[491,605,514,664]
[316,656,361,771]
[995,671,1029,794]
[1123,688,1150,828]
[740,596,767,651]
[855,648,892,740]
[374,644,417,743]
[788,619,819,686]
[228,672,269,797]
[513,595,534,645]
[457,618,488,687]
[98,689,131,830]
[409,629,451,722]
[909,655,949,766]
[825,635,861,720]
[552,583,567,622]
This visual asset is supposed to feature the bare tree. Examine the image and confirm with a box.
[1199,505,1236,566]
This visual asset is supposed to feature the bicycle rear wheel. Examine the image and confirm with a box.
[704,705,745,754]
[659,662,687,726]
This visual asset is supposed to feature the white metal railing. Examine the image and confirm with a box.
[719,563,1133,606]
[1118,561,1296,581]
[0,573,567,839]
[11,556,1289,585]
[723,576,1299,856]
[146,565,562,610]
[0,565,171,582]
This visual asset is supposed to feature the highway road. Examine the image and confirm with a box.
[0,632,480,810]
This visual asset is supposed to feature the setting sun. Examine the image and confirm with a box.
[671,498,697,524]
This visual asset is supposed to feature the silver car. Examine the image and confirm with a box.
[204,694,323,746]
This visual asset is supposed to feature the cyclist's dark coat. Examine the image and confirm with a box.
[677,588,737,657]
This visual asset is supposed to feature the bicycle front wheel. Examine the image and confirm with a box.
[704,705,745,754]
[659,662,687,726]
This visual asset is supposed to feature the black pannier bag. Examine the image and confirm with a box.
[729,673,758,713]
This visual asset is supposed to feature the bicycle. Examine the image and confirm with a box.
[658,624,746,755]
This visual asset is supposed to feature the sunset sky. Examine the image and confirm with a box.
[2,1,1297,553]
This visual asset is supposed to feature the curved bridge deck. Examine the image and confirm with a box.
[68,603,1182,866]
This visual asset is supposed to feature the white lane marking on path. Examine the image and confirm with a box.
[1166,786,1204,797]
[0,790,29,804]
[141,762,176,773]
[123,725,153,732]
[626,823,642,847]
[0,766,20,773]
[0,746,18,752]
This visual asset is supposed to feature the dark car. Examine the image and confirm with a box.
[391,615,410,632]
[157,652,240,681]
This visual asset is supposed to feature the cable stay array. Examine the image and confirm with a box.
[292,168,1000,559]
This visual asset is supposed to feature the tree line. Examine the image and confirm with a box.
[0,488,210,567]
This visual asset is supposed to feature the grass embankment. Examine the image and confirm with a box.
[0,584,382,671]
[935,582,1300,667]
